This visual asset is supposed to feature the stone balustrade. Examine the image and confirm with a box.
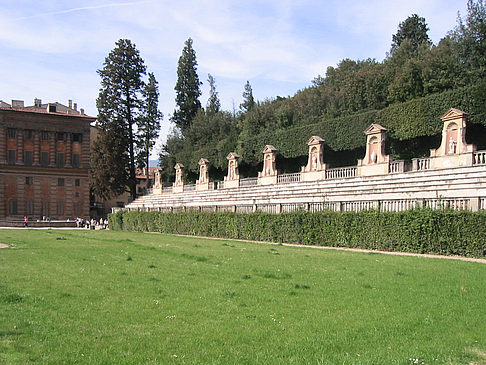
[412,157,431,171]
[277,173,301,184]
[474,150,486,165]
[325,166,357,179]
[240,177,258,187]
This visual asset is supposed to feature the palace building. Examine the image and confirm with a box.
[0,99,96,221]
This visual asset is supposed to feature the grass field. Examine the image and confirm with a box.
[1,229,486,364]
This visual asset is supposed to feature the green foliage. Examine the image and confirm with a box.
[390,14,432,54]
[236,82,486,164]
[110,209,486,257]
[240,80,255,113]
[136,72,163,172]
[206,73,220,115]
[172,38,202,132]
[91,39,147,200]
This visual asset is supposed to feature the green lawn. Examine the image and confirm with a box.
[1,229,485,364]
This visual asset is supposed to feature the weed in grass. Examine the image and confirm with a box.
[1,293,24,304]
[59,293,72,298]
[193,244,201,247]
[223,290,237,298]
[396,271,407,277]
[222,243,235,247]
[126,256,133,261]
[56,236,66,240]
[268,248,280,255]
[363,284,373,289]
[148,264,157,269]
[120,271,128,276]
[148,277,160,282]
[294,284,311,290]
[242,274,251,280]
[180,253,208,262]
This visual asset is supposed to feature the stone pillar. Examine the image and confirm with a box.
[33,130,40,166]
[17,129,23,165]
[224,152,240,189]
[301,136,326,181]
[357,124,390,176]
[258,145,278,185]
[173,163,184,193]
[0,127,6,164]
[65,132,72,167]
[429,108,476,169]
[49,132,56,167]
[153,168,163,194]
[196,158,210,191]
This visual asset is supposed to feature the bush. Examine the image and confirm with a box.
[109,209,486,258]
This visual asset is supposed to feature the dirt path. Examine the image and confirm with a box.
[0,243,8,249]
[173,234,486,264]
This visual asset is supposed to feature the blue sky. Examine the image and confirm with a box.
[0,0,467,153]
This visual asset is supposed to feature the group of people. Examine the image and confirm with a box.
[75,217,108,229]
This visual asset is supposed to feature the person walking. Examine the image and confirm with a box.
[24,216,28,227]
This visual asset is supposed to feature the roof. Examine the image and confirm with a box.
[0,101,96,120]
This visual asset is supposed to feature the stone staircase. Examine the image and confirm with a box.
[123,165,486,213]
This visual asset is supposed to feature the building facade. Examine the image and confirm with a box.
[0,99,95,220]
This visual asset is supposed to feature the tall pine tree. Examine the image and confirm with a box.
[91,39,146,201]
[172,38,202,133]
[206,73,221,115]
[136,72,163,183]
[240,80,255,112]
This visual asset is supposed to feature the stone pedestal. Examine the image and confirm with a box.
[196,158,210,191]
[258,145,278,185]
[429,108,475,169]
[301,136,327,181]
[357,124,390,176]
[153,168,163,194]
[224,153,240,189]
[173,163,184,193]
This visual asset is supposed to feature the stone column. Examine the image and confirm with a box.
[49,132,56,167]
[0,127,6,164]
[33,130,40,166]
[17,129,23,165]
[65,132,72,167]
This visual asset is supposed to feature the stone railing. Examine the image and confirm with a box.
[412,157,431,171]
[184,184,196,192]
[325,166,357,179]
[277,173,301,184]
[240,177,258,187]
[473,150,486,165]
[389,160,408,174]
[129,197,480,214]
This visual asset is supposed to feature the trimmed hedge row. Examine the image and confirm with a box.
[109,209,486,258]
[237,82,486,162]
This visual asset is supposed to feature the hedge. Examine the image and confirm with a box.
[109,209,486,258]
[237,82,486,162]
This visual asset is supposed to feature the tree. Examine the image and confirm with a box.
[91,39,146,201]
[206,74,221,115]
[240,80,255,112]
[172,38,202,133]
[136,72,163,182]
[390,14,431,55]
[450,0,486,80]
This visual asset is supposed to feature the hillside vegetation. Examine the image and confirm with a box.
[160,1,486,181]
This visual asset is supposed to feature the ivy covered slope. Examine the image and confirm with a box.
[236,81,486,165]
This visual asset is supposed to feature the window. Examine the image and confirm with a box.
[56,132,65,141]
[41,131,49,140]
[72,154,80,168]
[7,128,16,138]
[75,178,80,187]
[7,149,16,164]
[58,178,65,186]
[73,202,81,216]
[24,130,33,139]
[25,176,34,185]
[40,151,49,166]
[72,133,83,142]
[56,201,64,216]
[24,150,33,166]
[56,152,64,167]
[75,192,80,197]
[25,200,34,215]
[41,201,49,217]
[9,200,18,215]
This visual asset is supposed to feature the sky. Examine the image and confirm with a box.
[0,0,468,157]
